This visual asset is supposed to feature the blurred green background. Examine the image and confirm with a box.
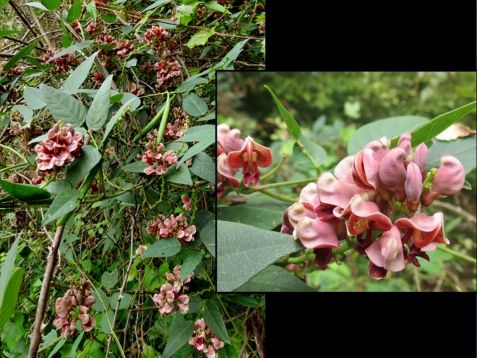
[218,72,476,292]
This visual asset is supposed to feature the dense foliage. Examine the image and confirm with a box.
[0,0,264,357]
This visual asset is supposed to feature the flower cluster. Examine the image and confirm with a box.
[281,132,465,279]
[181,194,192,211]
[188,319,225,358]
[163,107,188,141]
[53,282,96,338]
[217,124,273,197]
[153,265,192,316]
[154,59,181,89]
[41,50,78,75]
[139,131,177,175]
[143,26,176,57]
[147,213,196,243]
[34,123,83,172]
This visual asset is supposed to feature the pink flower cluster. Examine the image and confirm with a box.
[281,132,465,279]
[139,131,177,175]
[53,282,96,338]
[41,50,78,75]
[152,265,192,316]
[147,213,196,243]
[154,59,181,89]
[163,107,188,141]
[188,319,225,358]
[34,123,83,172]
[217,124,273,197]
[144,26,176,58]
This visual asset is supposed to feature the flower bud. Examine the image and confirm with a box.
[431,155,465,196]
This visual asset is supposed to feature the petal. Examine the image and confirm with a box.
[349,195,392,232]
[397,132,412,158]
[379,147,407,188]
[317,172,365,208]
[334,155,355,184]
[405,162,423,202]
[294,217,340,249]
[431,155,465,196]
[217,153,240,187]
[365,226,405,272]
[299,182,320,211]
[412,143,428,173]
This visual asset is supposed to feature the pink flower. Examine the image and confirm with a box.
[227,136,272,186]
[140,133,178,176]
[412,143,428,174]
[405,162,423,210]
[317,172,365,209]
[34,123,83,172]
[217,124,244,155]
[181,195,192,211]
[154,59,181,89]
[378,147,407,189]
[153,265,193,316]
[365,225,405,273]
[147,214,196,243]
[395,212,449,249]
[431,155,465,196]
[189,319,224,357]
[345,195,392,236]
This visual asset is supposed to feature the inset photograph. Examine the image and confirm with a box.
[217,71,476,292]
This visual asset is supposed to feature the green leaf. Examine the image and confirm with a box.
[49,40,94,61]
[427,138,476,174]
[299,134,327,165]
[162,314,194,358]
[63,52,99,92]
[23,87,46,110]
[186,29,215,48]
[40,330,58,351]
[143,0,172,12]
[0,236,21,326]
[214,39,247,70]
[178,138,214,166]
[101,270,119,289]
[40,85,87,126]
[109,292,133,310]
[142,238,181,258]
[0,179,51,201]
[225,295,259,308]
[200,220,215,257]
[3,39,40,71]
[100,311,114,334]
[218,196,288,230]
[86,74,113,131]
[47,338,66,358]
[41,0,61,10]
[121,161,148,173]
[13,105,33,128]
[42,188,82,225]
[217,221,303,291]
[347,116,428,154]
[66,0,82,23]
[0,269,23,327]
[25,2,49,11]
[180,251,202,281]
[70,331,84,358]
[166,163,193,185]
[190,152,215,184]
[204,1,226,12]
[182,93,208,117]
[235,265,314,292]
[264,85,301,140]
[102,97,138,145]
[0,29,18,38]
[177,125,215,142]
[65,145,102,187]
[394,102,476,148]
[203,300,230,343]
[92,288,109,312]
[176,77,208,93]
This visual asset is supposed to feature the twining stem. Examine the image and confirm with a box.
[296,139,321,175]
[0,143,29,163]
[28,165,100,357]
[260,155,287,181]
[28,224,65,358]
[437,246,476,264]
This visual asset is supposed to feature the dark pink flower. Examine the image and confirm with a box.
[314,247,333,269]
[397,132,412,158]
[395,212,448,249]
[346,195,392,236]
[365,225,405,272]
[294,216,340,249]
[140,133,178,176]
[181,195,192,211]
[153,265,193,316]
[317,172,365,209]
[217,124,244,155]
[189,319,224,358]
[368,262,388,280]
[147,213,196,243]
[412,142,428,174]
[227,137,273,186]
[34,123,83,172]
[154,59,181,89]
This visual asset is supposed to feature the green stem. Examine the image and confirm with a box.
[260,155,287,181]
[258,188,296,203]
[296,139,321,175]
[437,246,476,264]
[251,177,315,190]
[0,143,28,163]
[0,162,28,174]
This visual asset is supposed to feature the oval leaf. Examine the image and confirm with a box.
[162,314,194,358]
[66,145,102,187]
[217,221,303,291]
[0,179,51,201]
[182,93,208,117]
[203,300,230,343]
[42,188,82,225]
[40,85,87,127]
[142,238,181,258]
[63,51,99,92]
[86,74,113,131]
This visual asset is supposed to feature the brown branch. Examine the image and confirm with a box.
[28,225,65,357]
[28,6,53,48]
[9,1,40,38]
